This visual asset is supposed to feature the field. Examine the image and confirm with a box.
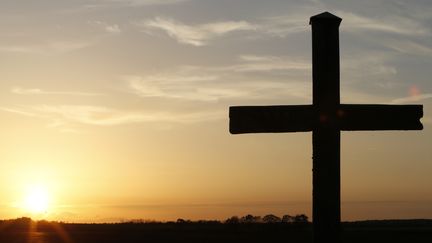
[0,219,431,243]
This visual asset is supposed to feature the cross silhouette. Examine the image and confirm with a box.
[229,12,423,243]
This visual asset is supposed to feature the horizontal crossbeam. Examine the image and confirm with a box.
[229,104,423,134]
[338,104,423,131]
[230,105,315,134]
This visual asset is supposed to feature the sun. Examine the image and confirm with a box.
[23,185,50,214]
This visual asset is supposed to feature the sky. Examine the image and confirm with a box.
[0,0,431,223]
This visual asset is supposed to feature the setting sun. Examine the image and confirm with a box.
[23,186,50,214]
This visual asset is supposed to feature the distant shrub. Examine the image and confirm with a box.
[225,216,240,224]
[263,214,282,223]
[176,218,192,224]
[223,214,309,224]
[293,214,309,224]
[282,215,295,223]
[240,214,262,223]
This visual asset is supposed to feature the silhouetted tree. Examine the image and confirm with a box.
[225,216,240,224]
[263,214,281,223]
[9,217,32,230]
[282,214,295,223]
[240,214,261,223]
[294,214,309,224]
[197,220,221,224]
[14,217,32,224]
[176,218,191,224]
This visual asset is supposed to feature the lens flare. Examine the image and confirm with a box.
[409,85,421,101]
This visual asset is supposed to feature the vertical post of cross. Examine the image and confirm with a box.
[310,12,342,243]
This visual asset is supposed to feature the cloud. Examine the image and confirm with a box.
[126,73,249,101]
[0,107,38,117]
[385,39,432,56]
[0,55,314,130]
[90,0,189,6]
[258,15,309,37]
[391,93,432,104]
[105,24,121,33]
[38,105,224,125]
[126,55,312,102]
[90,21,122,34]
[140,11,429,46]
[1,105,224,127]
[231,55,310,72]
[141,17,256,46]
[340,11,431,36]
[11,87,103,96]
[0,41,93,54]
[140,15,311,45]
[328,11,432,58]
[343,54,397,74]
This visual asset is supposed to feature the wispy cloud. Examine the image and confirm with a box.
[258,15,309,37]
[0,105,224,128]
[391,93,432,104]
[140,15,312,45]
[90,0,190,7]
[338,12,432,57]
[126,55,312,102]
[139,11,432,46]
[89,21,122,34]
[57,0,190,14]
[126,73,249,101]
[343,55,397,74]
[0,107,38,117]
[386,39,432,56]
[105,24,121,33]
[11,87,103,96]
[141,17,256,46]
[1,55,313,130]
[37,105,224,126]
[340,11,431,36]
[0,41,93,54]
[231,55,310,72]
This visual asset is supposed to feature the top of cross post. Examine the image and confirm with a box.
[310,12,342,25]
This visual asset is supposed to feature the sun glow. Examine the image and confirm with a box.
[23,185,50,214]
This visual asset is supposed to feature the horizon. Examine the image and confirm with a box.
[1,0,431,223]
[3,214,432,224]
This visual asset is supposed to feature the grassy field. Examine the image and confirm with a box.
[0,218,431,243]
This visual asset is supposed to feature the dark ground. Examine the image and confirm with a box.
[0,219,431,243]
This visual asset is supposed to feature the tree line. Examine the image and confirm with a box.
[176,214,309,224]
[1,214,309,225]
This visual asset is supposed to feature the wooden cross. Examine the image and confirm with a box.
[229,12,423,243]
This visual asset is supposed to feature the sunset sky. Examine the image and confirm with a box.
[0,0,431,223]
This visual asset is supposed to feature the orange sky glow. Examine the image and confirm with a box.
[0,0,431,223]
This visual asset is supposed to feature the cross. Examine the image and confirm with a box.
[229,12,423,243]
